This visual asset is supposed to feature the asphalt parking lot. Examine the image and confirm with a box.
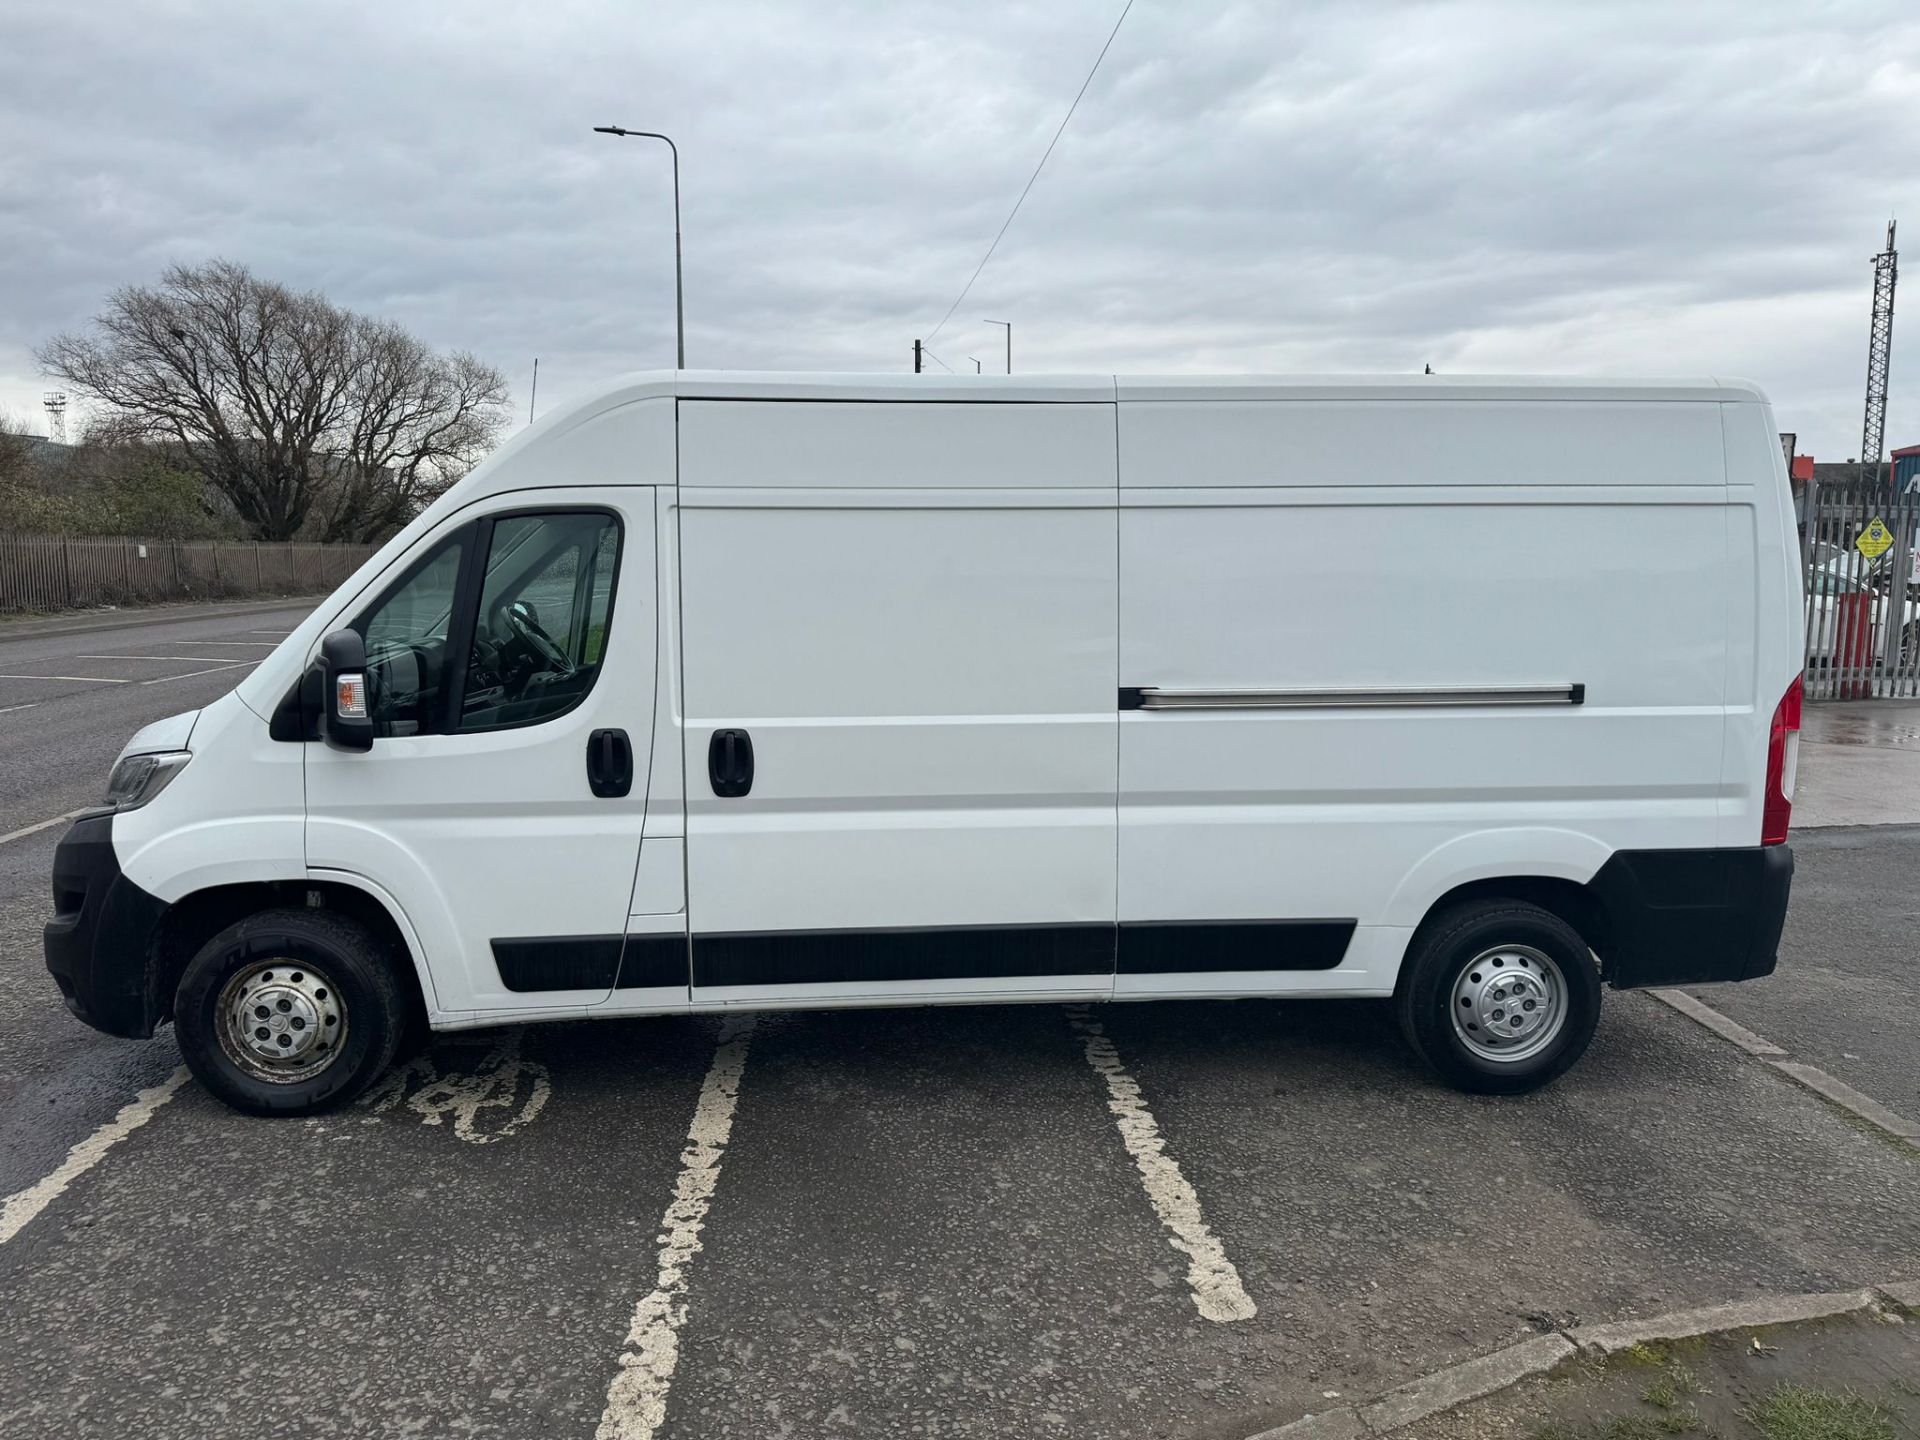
[1,602,1916,1440]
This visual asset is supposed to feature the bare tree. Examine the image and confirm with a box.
[39,261,510,541]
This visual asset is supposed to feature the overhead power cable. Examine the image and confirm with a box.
[923,0,1136,346]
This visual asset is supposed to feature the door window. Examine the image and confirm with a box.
[458,512,622,732]
[350,509,622,738]
[357,532,466,737]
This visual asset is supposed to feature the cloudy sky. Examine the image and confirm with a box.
[3,0,1917,457]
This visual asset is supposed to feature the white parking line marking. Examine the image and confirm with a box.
[0,809,92,848]
[0,673,130,684]
[0,1067,189,1246]
[77,654,246,663]
[1065,1005,1257,1323]
[190,640,282,647]
[246,630,292,636]
[0,702,41,716]
[140,660,259,685]
[598,1016,757,1440]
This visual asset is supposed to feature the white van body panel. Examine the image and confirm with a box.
[68,372,1800,1049]
[1114,383,1737,995]
[678,398,1120,1003]
[115,707,200,761]
[115,690,305,905]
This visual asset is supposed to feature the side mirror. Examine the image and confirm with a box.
[319,629,374,752]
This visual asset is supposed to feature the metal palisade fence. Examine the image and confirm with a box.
[1800,473,1920,700]
[0,536,376,614]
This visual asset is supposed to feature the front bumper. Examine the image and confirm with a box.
[1592,844,1794,989]
[44,811,170,1038]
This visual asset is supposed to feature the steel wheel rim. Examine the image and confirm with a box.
[215,959,348,1083]
[1449,943,1567,1064]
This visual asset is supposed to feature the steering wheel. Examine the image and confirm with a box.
[498,599,575,678]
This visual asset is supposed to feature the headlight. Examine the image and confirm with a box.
[104,751,191,812]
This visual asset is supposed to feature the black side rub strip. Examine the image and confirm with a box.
[497,920,1363,993]
[616,934,691,990]
[692,923,1114,989]
[688,920,1358,987]
[493,933,694,992]
[492,936,625,992]
[1117,920,1353,974]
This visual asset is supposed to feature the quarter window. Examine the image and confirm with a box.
[357,533,466,737]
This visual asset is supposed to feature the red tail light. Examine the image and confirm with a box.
[1762,674,1803,845]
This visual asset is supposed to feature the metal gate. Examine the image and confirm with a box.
[1800,472,1920,700]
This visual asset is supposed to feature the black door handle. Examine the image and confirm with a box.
[708,728,754,797]
[587,728,632,798]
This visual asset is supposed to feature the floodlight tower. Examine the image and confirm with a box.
[1861,221,1897,488]
[42,391,68,445]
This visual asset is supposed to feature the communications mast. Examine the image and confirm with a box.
[1861,221,1897,488]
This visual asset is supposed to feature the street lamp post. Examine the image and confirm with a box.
[593,125,685,370]
[984,320,1011,374]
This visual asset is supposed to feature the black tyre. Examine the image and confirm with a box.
[175,908,405,1116]
[1395,900,1602,1095]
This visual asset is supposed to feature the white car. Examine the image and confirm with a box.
[1804,560,1918,663]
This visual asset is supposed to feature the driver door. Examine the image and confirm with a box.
[305,493,660,1017]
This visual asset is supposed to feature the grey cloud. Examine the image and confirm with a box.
[2,0,1917,457]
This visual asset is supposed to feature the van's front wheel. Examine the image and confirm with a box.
[175,908,404,1116]
[1396,901,1601,1094]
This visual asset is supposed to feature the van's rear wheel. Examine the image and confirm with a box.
[175,908,404,1116]
[1396,900,1601,1094]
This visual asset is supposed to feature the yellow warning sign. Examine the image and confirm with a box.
[1858,517,1894,559]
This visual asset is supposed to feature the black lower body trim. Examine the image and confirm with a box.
[1117,920,1353,973]
[688,919,1357,988]
[492,936,625,992]
[1590,844,1793,989]
[499,920,1362,993]
[492,933,692,992]
[617,934,691,990]
[692,923,1113,989]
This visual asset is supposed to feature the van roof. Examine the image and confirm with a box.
[557,370,1768,408]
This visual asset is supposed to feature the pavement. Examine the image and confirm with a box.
[1408,1303,1920,1440]
[0,606,1916,1439]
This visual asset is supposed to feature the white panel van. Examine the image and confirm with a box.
[45,373,1805,1115]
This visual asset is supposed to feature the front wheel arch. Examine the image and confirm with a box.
[151,880,426,1039]
[174,906,406,1114]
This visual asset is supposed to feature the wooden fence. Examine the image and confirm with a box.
[0,535,377,614]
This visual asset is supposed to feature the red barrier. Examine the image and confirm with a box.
[1834,591,1876,699]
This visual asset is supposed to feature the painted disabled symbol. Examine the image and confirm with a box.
[359,1030,551,1144]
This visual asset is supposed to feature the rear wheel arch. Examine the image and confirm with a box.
[1395,895,1605,1094]
[1404,874,1615,986]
